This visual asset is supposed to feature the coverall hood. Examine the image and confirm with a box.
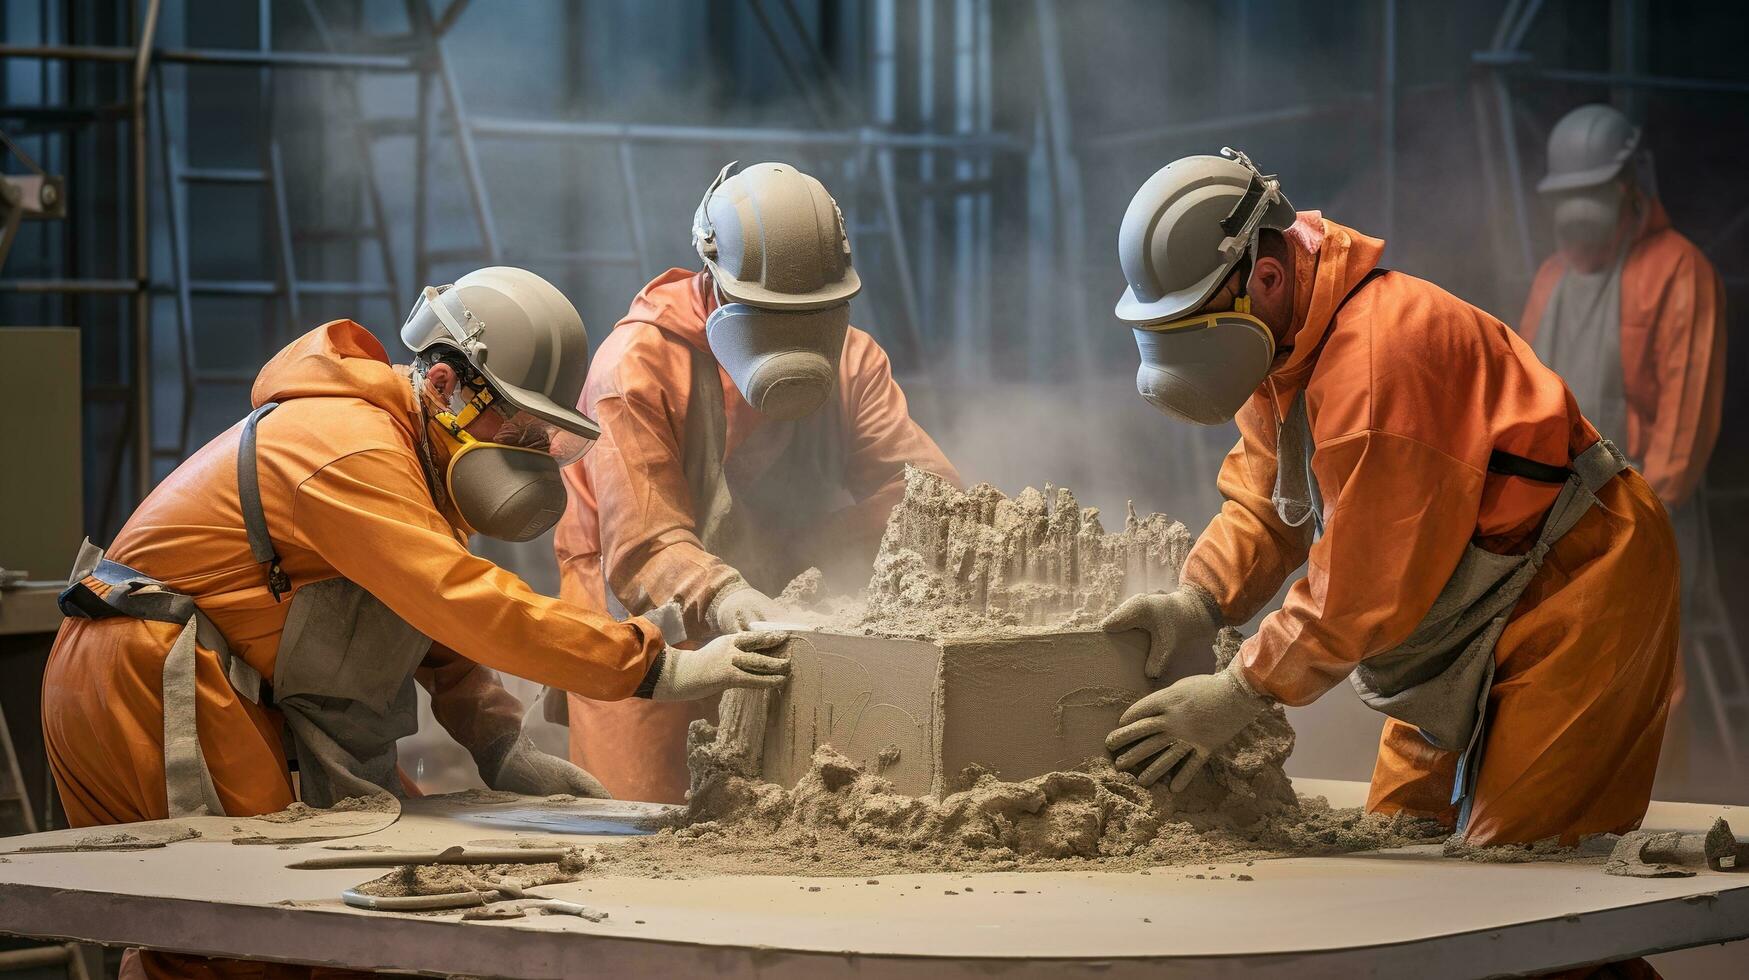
[250,319,420,443]
[623,267,717,353]
[1270,211,1387,387]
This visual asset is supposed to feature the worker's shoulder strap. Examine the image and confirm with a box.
[1295,267,1390,366]
[1335,267,1391,317]
[238,402,291,602]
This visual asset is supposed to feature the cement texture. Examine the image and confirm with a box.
[848,468,1192,637]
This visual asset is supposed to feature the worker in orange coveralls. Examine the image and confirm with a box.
[555,162,960,803]
[43,267,788,980]
[1099,149,1678,854]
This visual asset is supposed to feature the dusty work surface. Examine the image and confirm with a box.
[1,783,1745,979]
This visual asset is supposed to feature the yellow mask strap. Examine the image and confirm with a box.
[434,384,499,443]
[1234,295,1253,315]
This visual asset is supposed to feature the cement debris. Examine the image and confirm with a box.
[254,794,398,824]
[590,744,1445,878]
[1604,819,1741,878]
[352,849,594,899]
[15,826,202,853]
[842,468,1192,637]
[1441,835,1607,865]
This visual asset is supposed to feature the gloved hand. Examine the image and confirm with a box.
[1101,586,1223,679]
[709,582,782,633]
[651,630,791,702]
[479,734,611,799]
[1104,662,1270,792]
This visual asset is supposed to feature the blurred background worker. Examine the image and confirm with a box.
[41,267,787,980]
[555,162,960,803]
[1100,151,1678,853]
[1517,104,1728,684]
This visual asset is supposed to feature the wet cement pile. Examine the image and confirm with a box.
[592,741,1444,879]
[593,632,1444,878]
[840,467,1192,637]
[587,471,1444,878]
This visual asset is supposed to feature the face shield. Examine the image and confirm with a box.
[704,300,850,421]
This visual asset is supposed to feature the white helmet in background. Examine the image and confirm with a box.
[1538,104,1645,255]
[692,162,859,420]
[1114,148,1296,425]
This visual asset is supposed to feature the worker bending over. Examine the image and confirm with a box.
[1101,150,1678,847]
[556,162,959,802]
[1518,102,1725,629]
[45,268,787,979]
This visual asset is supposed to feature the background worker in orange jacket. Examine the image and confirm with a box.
[555,163,960,803]
[1100,150,1678,849]
[1518,104,1726,674]
[43,268,788,980]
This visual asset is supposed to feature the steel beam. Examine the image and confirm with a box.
[0,43,415,72]
[467,115,1024,153]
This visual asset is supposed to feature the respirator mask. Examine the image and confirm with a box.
[424,375,590,542]
[412,357,593,543]
[1553,182,1626,257]
[705,300,849,420]
[1132,288,1275,426]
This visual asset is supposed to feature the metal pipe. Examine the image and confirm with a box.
[0,43,415,72]
[1087,95,1375,149]
[421,8,500,262]
[0,945,72,971]
[1491,74,1536,276]
[467,115,1025,152]
[1379,0,1397,245]
[0,277,140,292]
[131,0,161,497]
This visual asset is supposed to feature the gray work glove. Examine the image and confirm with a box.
[1104,662,1270,792]
[480,734,611,799]
[651,630,791,702]
[708,582,782,634]
[1101,586,1223,679]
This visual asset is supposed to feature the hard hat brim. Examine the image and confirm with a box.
[1537,160,1627,194]
[476,365,602,443]
[706,259,863,311]
[1115,259,1236,326]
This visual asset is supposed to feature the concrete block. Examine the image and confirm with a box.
[763,626,1213,796]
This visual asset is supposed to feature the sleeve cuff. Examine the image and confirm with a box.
[634,647,667,699]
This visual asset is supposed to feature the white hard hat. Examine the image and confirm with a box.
[400,266,599,442]
[692,161,862,310]
[1538,104,1641,194]
[1115,149,1296,325]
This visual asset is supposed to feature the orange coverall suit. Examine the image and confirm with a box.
[42,321,664,980]
[1181,214,1679,846]
[1517,197,1726,510]
[555,268,959,803]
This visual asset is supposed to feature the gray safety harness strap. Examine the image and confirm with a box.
[56,406,293,817]
[240,403,291,602]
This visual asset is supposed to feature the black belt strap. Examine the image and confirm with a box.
[1487,449,1574,484]
[239,402,291,602]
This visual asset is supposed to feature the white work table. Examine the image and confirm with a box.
[0,779,1744,978]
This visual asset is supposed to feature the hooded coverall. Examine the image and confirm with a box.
[554,268,959,803]
[1517,196,1726,510]
[42,320,665,980]
[1180,213,1679,847]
